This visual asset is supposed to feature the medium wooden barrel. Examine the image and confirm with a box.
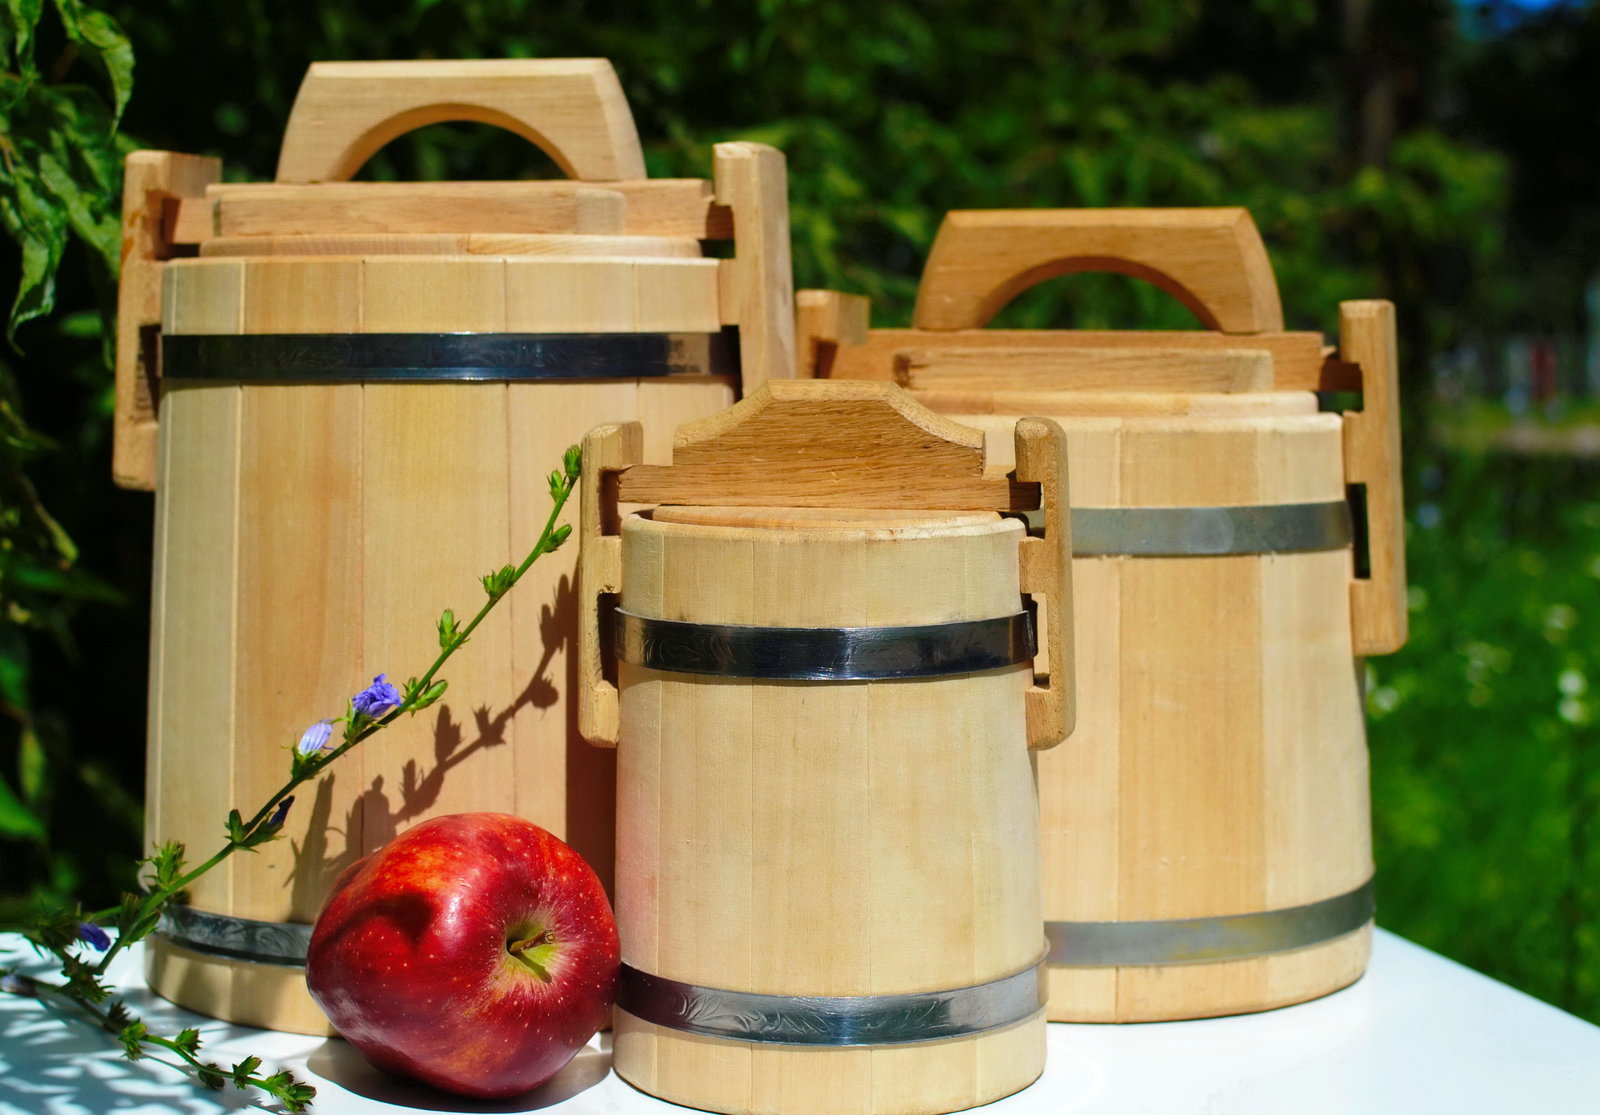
[576,385,1072,1114]
[799,209,1407,1023]
[115,60,795,1034]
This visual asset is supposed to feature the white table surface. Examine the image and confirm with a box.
[2,930,1597,1114]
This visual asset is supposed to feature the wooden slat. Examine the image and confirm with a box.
[913,208,1284,333]
[713,142,796,390]
[828,328,1343,391]
[198,232,699,258]
[896,345,1274,393]
[114,151,220,489]
[173,180,731,242]
[1341,300,1408,657]
[794,288,869,378]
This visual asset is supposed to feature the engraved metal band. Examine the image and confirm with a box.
[617,610,1036,681]
[161,330,738,382]
[156,907,312,968]
[1017,501,1353,557]
[1045,878,1375,968]
[618,958,1046,1046]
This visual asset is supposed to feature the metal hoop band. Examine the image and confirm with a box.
[617,611,1036,681]
[1019,501,1353,557]
[156,907,312,968]
[617,958,1047,1046]
[161,330,738,383]
[1045,878,1375,967]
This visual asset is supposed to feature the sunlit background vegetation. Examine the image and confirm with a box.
[3,0,1599,1022]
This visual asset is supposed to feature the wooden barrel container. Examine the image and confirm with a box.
[577,382,1073,1115]
[111,59,796,1033]
[799,209,1408,1023]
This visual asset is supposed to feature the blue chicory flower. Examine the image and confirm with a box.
[267,796,295,829]
[352,673,402,718]
[296,719,334,756]
[77,922,111,951]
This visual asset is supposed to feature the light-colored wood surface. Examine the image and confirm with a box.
[714,142,796,392]
[1340,300,1408,657]
[912,209,1284,333]
[172,179,733,241]
[198,232,700,258]
[1014,418,1074,750]
[894,346,1274,393]
[612,506,1044,1115]
[114,151,220,489]
[794,288,870,377]
[909,389,1315,419]
[824,328,1343,391]
[616,380,1035,510]
[576,421,643,750]
[274,59,646,183]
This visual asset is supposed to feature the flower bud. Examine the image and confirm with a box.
[296,719,334,757]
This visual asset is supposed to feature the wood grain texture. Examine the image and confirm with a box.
[826,328,1342,391]
[794,288,870,378]
[1015,418,1074,749]
[275,59,645,183]
[180,180,730,241]
[612,508,1043,1115]
[199,232,700,258]
[1340,300,1408,657]
[713,143,796,390]
[908,388,1314,419]
[115,151,220,489]
[619,381,1035,510]
[894,345,1273,393]
[912,209,1284,333]
[576,421,643,750]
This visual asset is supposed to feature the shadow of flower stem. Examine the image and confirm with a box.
[1,447,584,1113]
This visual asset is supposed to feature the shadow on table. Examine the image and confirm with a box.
[0,993,271,1113]
[306,1035,611,1112]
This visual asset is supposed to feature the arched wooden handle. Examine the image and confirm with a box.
[275,59,647,184]
[1015,417,1075,750]
[577,421,643,748]
[1340,300,1408,656]
[912,209,1284,334]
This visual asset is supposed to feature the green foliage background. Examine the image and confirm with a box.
[3,0,1599,1024]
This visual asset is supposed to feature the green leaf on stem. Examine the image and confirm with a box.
[410,679,447,713]
[224,810,247,845]
[117,1020,146,1059]
[436,608,460,650]
[195,1063,226,1091]
[231,1055,261,1085]
[480,563,515,601]
[174,1027,201,1054]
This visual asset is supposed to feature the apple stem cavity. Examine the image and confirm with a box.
[507,928,557,982]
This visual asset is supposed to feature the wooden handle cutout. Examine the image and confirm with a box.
[1014,417,1075,749]
[577,421,643,747]
[1340,300,1408,656]
[912,209,1284,334]
[275,59,646,184]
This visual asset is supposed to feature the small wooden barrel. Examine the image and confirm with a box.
[577,383,1073,1115]
[112,60,796,1033]
[800,209,1407,1023]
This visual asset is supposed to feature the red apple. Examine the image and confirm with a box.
[305,812,619,1099]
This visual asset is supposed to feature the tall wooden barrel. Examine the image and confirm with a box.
[799,209,1407,1022]
[577,382,1073,1115]
[111,59,796,1034]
